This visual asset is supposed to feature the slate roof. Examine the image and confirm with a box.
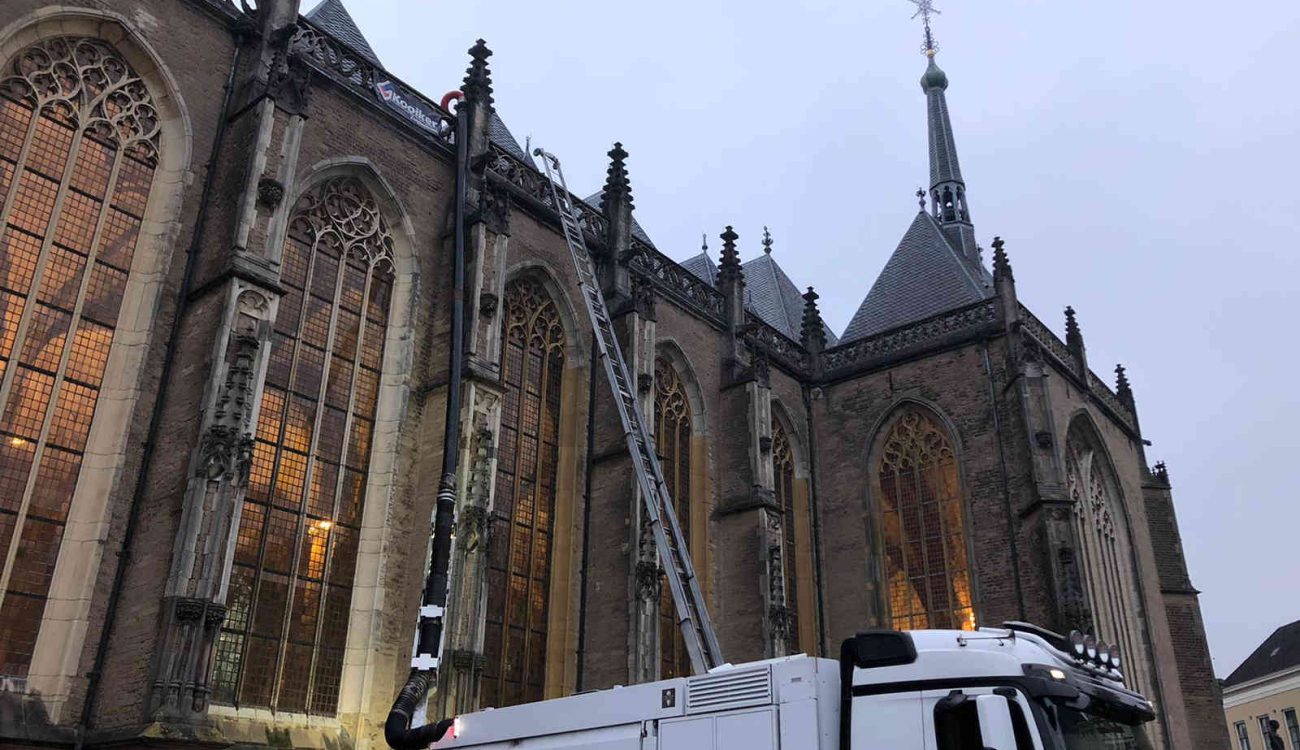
[743,252,838,345]
[490,112,529,162]
[680,251,717,286]
[1224,620,1300,687]
[840,211,991,342]
[680,250,836,346]
[582,192,656,248]
[305,0,381,66]
[923,58,964,188]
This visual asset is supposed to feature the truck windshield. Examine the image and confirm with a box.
[1057,709,1153,750]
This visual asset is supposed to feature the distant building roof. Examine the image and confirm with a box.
[1224,620,1300,687]
[840,210,991,342]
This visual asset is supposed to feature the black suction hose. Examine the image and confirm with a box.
[385,104,468,750]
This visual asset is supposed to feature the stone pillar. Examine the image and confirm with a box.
[434,41,506,716]
[149,4,306,723]
[1014,341,1091,631]
[625,281,658,684]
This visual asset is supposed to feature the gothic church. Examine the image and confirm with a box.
[0,0,1227,747]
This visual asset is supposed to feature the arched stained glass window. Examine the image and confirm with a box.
[654,356,692,680]
[482,277,565,708]
[771,416,799,652]
[0,37,160,678]
[211,177,395,714]
[1066,424,1145,691]
[877,408,975,631]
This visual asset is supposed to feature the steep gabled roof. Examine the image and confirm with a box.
[581,192,656,248]
[490,112,529,162]
[680,250,836,346]
[840,211,991,342]
[305,0,381,66]
[1224,620,1300,687]
[743,252,838,346]
[681,251,718,286]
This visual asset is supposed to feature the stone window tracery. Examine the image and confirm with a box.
[654,356,692,680]
[772,416,799,652]
[1066,424,1145,692]
[210,176,395,714]
[482,277,565,708]
[876,408,975,631]
[0,36,160,679]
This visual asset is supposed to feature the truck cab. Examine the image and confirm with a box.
[431,622,1153,750]
[844,623,1155,750]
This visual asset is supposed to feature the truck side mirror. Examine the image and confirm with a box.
[975,694,1019,750]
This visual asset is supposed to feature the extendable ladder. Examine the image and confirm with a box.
[533,148,725,675]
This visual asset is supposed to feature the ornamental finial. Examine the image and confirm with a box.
[762,226,773,254]
[908,0,941,57]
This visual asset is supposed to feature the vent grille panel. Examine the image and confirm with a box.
[685,667,773,713]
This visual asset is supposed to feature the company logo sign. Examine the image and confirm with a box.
[374,79,445,135]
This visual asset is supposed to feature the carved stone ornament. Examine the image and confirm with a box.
[635,559,663,601]
[769,604,792,642]
[198,333,260,483]
[631,275,658,320]
[759,435,773,454]
[480,184,511,234]
[257,176,285,209]
[175,597,204,622]
[266,24,312,113]
[479,292,499,319]
[457,504,490,553]
[0,37,161,166]
[205,604,227,630]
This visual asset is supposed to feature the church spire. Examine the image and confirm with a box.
[911,1,979,265]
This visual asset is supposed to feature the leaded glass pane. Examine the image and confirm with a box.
[877,409,975,631]
[0,36,160,679]
[654,357,693,680]
[214,177,394,713]
[482,278,565,708]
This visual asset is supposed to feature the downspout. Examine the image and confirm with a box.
[982,342,1026,621]
[575,333,597,692]
[75,36,244,750]
[384,100,468,749]
[802,385,828,657]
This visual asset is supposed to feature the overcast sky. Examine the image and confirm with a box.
[334,0,1300,677]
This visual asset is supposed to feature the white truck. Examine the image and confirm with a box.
[430,622,1154,750]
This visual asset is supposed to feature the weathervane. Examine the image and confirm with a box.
[908,0,941,57]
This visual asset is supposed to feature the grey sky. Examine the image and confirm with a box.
[336,0,1300,677]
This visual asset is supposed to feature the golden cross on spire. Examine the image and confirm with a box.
[908,0,941,57]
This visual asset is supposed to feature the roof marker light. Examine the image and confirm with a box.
[1069,630,1086,658]
[1084,635,1097,661]
[1111,647,1122,670]
[1097,641,1110,667]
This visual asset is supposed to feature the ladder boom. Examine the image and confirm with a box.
[533,148,724,675]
